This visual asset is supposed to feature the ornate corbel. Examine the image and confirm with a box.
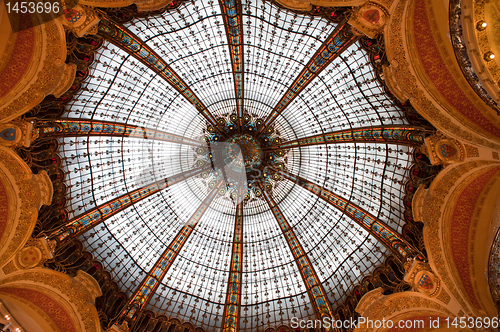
[0,119,36,148]
[347,1,389,38]
[422,133,466,166]
[404,259,442,298]
[59,2,100,37]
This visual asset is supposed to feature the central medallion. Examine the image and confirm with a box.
[224,134,263,173]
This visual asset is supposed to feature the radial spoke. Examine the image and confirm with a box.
[49,166,210,242]
[265,126,429,151]
[278,170,424,262]
[221,202,244,332]
[38,118,205,147]
[97,17,223,134]
[219,0,245,131]
[260,184,337,324]
[257,22,358,135]
[119,183,222,321]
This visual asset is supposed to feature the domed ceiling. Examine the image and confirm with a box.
[44,0,426,330]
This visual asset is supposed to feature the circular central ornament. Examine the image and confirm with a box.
[224,134,263,172]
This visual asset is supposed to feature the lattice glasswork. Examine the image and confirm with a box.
[52,0,421,329]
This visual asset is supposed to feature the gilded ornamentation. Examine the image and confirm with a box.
[449,0,500,115]
[0,286,78,332]
[271,0,366,12]
[448,166,500,311]
[60,4,100,37]
[464,144,480,158]
[17,246,43,268]
[435,288,451,305]
[384,0,500,150]
[348,1,388,38]
[6,237,57,272]
[1,260,17,275]
[0,125,20,147]
[476,1,500,89]
[74,270,103,302]
[8,118,37,147]
[420,160,497,313]
[108,321,130,332]
[0,147,52,265]
[403,260,441,297]
[0,21,69,122]
[355,289,453,332]
[0,269,102,332]
[424,134,465,165]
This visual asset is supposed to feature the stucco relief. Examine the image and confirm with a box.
[0,268,102,332]
[78,0,177,11]
[0,119,37,148]
[0,146,53,267]
[416,160,500,317]
[348,1,388,38]
[0,11,73,122]
[423,133,465,166]
[354,288,454,332]
[272,0,366,12]
[59,4,100,37]
[384,0,500,150]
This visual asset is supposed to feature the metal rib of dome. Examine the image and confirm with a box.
[49,0,424,330]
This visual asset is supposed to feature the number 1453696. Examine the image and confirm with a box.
[5,1,60,14]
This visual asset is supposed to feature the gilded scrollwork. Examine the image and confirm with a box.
[348,1,389,38]
[0,19,72,122]
[384,0,500,151]
[0,146,53,266]
[419,160,498,314]
[270,0,366,12]
[355,289,454,332]
[0,268,102,332]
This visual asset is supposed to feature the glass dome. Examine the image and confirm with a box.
[52,0,418,329]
